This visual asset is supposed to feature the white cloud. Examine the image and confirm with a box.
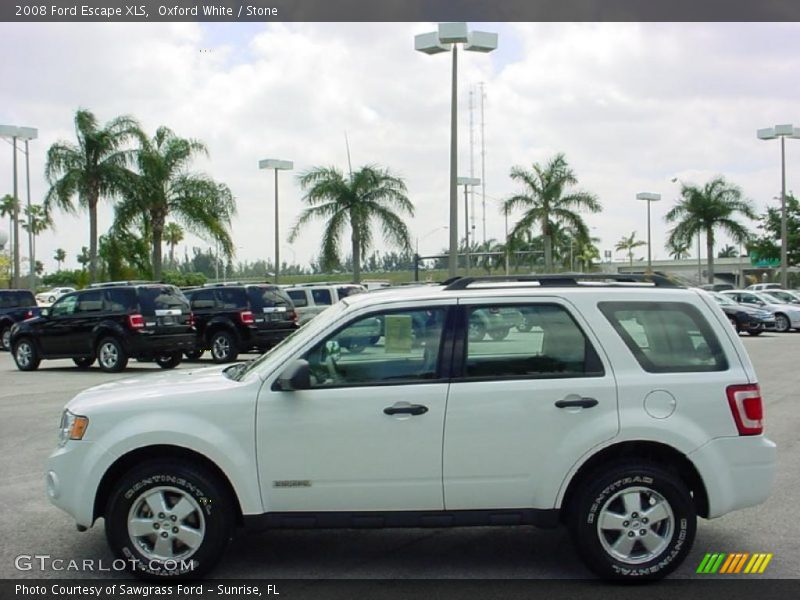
[0,21,798,274]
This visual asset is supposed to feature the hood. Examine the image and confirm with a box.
[66,364,240,414]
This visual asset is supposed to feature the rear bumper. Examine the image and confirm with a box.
[125,332,197,358]
[689,435,776,518]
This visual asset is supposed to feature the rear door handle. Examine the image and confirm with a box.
[384,402,429,416]
[554,397,598,409]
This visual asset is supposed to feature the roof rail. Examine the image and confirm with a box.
[443,273,683,291]
[87,280,158,288]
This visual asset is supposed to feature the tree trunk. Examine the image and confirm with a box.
[351,214,361,284]
[152,216,164,281]
[706,229,715,284]
[543,226,553,273]
[88,199,98,283]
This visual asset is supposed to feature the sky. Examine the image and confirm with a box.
[1,21,799,273]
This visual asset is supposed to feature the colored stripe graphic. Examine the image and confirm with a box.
[719,554,737,574]
[733,553,750,573]
[698,552,772,574]
[758,554,773,573]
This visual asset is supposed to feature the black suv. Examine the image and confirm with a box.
[10,283,196,372]
[183,283,299,363]
[0,289,40,351]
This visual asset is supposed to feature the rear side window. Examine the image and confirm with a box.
[287,290,308,307]
[76,291,104,314]
[311,288,333,305]
[248,286,291,309]
[137,286,189,314]
[599,301,728,373]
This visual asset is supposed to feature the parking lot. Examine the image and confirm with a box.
[1,332,798,580]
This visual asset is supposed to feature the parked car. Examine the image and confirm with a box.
[183,283,298,363]
[10,283,195,372]
[745,283,782,291]
[760,289,800,306]
[707,291,775,335]
[720,289,800,333]
[35,287,76,305]
[699,283,735,292]
[0,289,40,351]
[284,283,365,324]
[46,274,775,580]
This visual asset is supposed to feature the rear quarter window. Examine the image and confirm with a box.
[287,290,308,307]
[248,286,292,309]
[105,288,137,312]
[599,301,728,373]
[17,291,36,306]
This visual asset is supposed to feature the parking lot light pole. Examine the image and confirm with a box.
[259,159,294,284]
[757,124,800,288]
[636,192,661,273]
[415,23,497,278]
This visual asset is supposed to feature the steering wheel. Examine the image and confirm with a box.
[309,340,344,385]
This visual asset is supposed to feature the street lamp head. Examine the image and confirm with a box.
[465,31,498,53]
[636,192,661,202]
[457,176,481,186]
[438,22,469,44]
[259,159,293,170]
[0,125,37,140]
[414,32,449,54]
[758,124,800,140]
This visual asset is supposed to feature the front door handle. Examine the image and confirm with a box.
[554,397,598,409]
[384,402,429,416]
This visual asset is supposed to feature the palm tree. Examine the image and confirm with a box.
[616,231,647,267]
[290,164,413,283]
[1,194,19,285]
[665,177,756,283]
[667,241,691,260]
[54,248,66,271]
[114,126,236,279]
[576,242,601,272]
[21,205,52,281]
[77,246,90,271]
[44,109,141,282]
[163,222,184,269]
[502,153,601,272]
[717,244,738,258]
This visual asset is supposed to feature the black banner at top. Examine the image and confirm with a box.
[3,0,800,23]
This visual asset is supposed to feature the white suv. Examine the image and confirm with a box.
[46,275,776,580]
[283,283,365,324]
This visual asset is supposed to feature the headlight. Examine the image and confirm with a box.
[58,410,89,446]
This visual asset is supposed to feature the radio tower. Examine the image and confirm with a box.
[479,81,487,245]
[468,87,476,249]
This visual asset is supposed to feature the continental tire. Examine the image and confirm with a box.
[568,461,696,580]
[105,460,234,580]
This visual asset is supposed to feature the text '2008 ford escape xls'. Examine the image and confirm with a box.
[45,275,776,580]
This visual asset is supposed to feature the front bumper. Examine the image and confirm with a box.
[46,440,116,529]
[688,435,776,518]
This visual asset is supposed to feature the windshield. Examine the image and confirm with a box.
[711,292,737,307]
[763,291,800,304]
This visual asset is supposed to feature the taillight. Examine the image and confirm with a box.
[24,310,33,319]
[289,310,298,322]
[127,314,145,329]
[187,312,195,327]
[239,310,254,325]
[726,383,764,435]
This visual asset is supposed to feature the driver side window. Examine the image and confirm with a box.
[51,294,78,317]
[303,307,447,388]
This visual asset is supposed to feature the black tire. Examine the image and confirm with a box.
[1,325,11,351]
[489,326,511,341]
[568,461,696,580]
[156,352,182,369]
[13,338,41,371]
[73,357,95,369]
[209,330,238,363]
[96,337,129,373]
[104,460,234,580]
[184,350,204,361]
[774,313,791,333]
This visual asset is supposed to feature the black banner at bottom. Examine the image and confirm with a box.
[4,579,800,600]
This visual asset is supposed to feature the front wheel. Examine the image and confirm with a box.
[105,460,234,579]
[568,461,696,580]
[13,338,41,371]
[156,352,182,369]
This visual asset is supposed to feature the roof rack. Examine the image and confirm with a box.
[443,273,683,291]
[87,280,158,288]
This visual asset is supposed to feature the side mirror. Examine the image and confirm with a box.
[275,359,311,391]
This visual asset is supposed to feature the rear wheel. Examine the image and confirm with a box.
[156,352,182,369]
[568,461,696,580]
[209,331,238,363]
[13,338,40,371]
[105,460,234,579]
[775,313,791,333]
[97,337,128,372]
[1,325,11,351]
[73,357,95,369]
